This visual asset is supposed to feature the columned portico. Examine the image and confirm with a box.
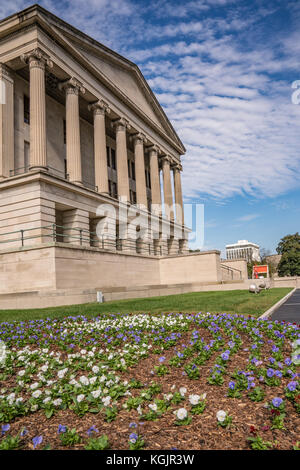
[89,99,110,194]
[59,77,85,185]
[112,118,131,202]
[21,48,53,171]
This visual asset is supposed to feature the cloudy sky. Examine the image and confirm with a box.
[2,0,300,255]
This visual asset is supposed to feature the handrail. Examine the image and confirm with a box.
[220,263,242,280]
[0,223,175,255]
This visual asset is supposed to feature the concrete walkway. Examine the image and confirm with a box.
[271,289,300,323]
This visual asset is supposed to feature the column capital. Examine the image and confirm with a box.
[111,117,131,131]
[147,144,161,155]
[58,77,86,95]
[0,63,13,83]
[160,154,172,165]
[171,162,183,172]
[21,48,53,70]
[130,132,147,145]
[88,99,110,116]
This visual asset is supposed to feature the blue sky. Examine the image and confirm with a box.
[2,0,300,256]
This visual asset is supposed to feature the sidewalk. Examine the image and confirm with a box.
[271,289,300,323]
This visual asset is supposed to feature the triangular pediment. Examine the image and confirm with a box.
[0,4,185,153]
[39,8,185,153]
[75,45,166,130]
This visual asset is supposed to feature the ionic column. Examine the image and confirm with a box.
[112,118,131,202]
[59,78,85,185]
[88,100,110,194]
[149,145,162,215]
[161,155,174,220]
[172,163,184,225]
[132,133,147,209]
[21,48,53,170]
[0,64,14,179]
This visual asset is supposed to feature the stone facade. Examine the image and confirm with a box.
[0,5,189,254]
[0,5,249,307]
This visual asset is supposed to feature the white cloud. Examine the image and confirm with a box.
[1,1,299,204]
[237,214,260,222]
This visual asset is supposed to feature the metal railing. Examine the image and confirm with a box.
[220,263,243,280]
[0,224,167,256]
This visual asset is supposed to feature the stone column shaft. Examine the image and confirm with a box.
[59,78,85,185]
[173,164,184,225]
[113,118,130,201]
[21,49,53,170]
[149,146,162,215]
[90,100,110,193]
[133,133,147,208]
[66,87,81,184]
[0,64,14,179]
[161,156,174,220]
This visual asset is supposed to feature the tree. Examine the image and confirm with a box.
[276,233,300,277]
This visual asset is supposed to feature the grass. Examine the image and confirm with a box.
[0,287,292,323]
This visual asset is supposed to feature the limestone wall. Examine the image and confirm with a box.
[221,259,248,280]
[0,246,56,293]
[159,251,222,284]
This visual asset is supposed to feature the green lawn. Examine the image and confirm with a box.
[0,288,292,323]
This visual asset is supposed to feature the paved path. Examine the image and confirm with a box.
[271,289,300,324]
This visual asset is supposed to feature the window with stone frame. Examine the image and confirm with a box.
[24,95,30,124]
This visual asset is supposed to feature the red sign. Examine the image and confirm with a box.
[252,265,269,279]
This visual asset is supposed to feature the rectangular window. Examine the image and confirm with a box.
[63,120,66,144]
[131,161,135,181]
[145,170,151,188]
[64,158,67,179]
[24,95,30,124]
[24,141,30,170]
[106,146,110,167]
[111,148,116,169]
[128,159,131,178]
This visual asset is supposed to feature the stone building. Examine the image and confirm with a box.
[0,5,248,308]
[226,240,261,263]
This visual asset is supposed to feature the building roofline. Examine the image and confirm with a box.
[0,4,186,155]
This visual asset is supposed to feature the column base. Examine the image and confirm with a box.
[29,165,48,172]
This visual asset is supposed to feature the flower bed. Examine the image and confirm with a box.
[0,312,299,450]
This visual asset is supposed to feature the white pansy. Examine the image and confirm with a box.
[92,366,99,374]
[189,394,200,405]
[102,396,111,406]
[175,408,188,420]
[76,394,85,403]
[79,376,89,386]
[30,382,39,390]
[149,403,158,412]
[91,390,101,399]
[216,410,227,423]
[53,398,62,407]
[179,387,187,396]
[32,390,42,398]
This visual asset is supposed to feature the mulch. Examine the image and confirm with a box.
[2,322,299,450]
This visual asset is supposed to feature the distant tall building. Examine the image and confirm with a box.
[226,240,260,262]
